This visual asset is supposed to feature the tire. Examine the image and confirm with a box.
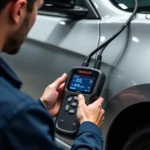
[122,125,150,150]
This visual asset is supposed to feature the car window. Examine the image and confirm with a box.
[110,0,150,13]
[38,0,99,19]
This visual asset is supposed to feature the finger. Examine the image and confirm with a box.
[101,116,104,122]
[92,97,104,107]
[78,94,85,106]
[97,108,104,122]
[58,83,65,92]
[99,120,104,126]
[99,123,103,129]
[99,113,104,129]
[50,73,67,89]
[57,83,65,102]
[99,115,105,124]
[98,118,103,128]
[102,116,105,121]
[100,109,105,116]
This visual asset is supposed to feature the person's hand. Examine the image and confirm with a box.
[40,73,67,117]
[77,94,105,129]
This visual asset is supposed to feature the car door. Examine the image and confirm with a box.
[1,0,101,149]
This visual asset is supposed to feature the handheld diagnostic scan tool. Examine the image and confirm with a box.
[55,67,106,138]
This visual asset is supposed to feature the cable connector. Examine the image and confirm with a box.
[82,56,91,67]
[94,54,102,69]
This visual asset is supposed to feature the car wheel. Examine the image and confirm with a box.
[122,125,150,150]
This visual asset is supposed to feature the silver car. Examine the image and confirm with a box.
[2,0,150,149]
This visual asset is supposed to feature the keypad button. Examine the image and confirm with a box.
[65,105,70,111]
[69,109,75,114]
[60,119,64,122]
[67,97,72,102]
[73,123,77,126]
[71,102,78,107]
[74,96,78,100]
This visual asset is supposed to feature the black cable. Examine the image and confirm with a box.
[94,45,107,69]
[98,44,108,57]
[82,0,138,67]
[90,0,138,57]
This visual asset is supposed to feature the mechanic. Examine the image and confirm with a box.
[0,0,105,149]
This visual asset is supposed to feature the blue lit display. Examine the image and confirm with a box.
[69,74,94,93]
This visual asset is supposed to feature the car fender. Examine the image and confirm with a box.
[102,84,150,149]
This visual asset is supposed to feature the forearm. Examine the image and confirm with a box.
[71,122,103,150]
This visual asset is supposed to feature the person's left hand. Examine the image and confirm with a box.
[40,73,67,117]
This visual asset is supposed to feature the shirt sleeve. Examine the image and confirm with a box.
[71,122,103,150]
[1,99,103,150]
[1,100,64,150]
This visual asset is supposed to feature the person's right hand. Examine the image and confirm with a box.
[77,94,105,129]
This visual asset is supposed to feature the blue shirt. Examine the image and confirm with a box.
[0,57,103,150]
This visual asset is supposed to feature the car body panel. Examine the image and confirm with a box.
[28,16,100,56]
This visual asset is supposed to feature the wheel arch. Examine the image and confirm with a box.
[103,84,150,149]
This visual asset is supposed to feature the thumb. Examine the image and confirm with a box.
[50,73,67,89]
[78,94,86,106]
